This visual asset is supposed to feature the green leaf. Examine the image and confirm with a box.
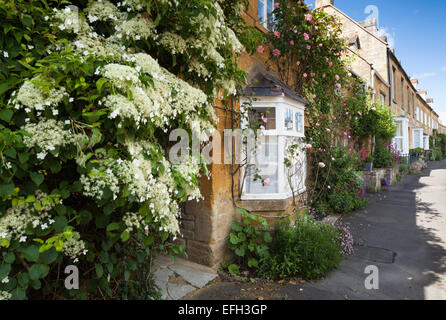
[18,152,30,164]
[120,230,130,242]
[106,222,120,237]
[229,233,240,245]
[20,245,40,262]
[124,270,131,281]
[231,222,243,232]
[38,248,58,265]
[4,148,16,159]
[28,264,50,280]
[29,279,41,290]
[263,231,272,243]
[12,286,27,300]
[0,109,13,122]
[30,172,44,186]
[17,272,30,287]
[144,235,155,247]
[3,252,15,264]
[228,264,239,275]
[0,183,14,198]
[248,258,258,268]
[96,78,108,94]
[0,263,11,279]
[95,263,104,278]
[235,247,245,257]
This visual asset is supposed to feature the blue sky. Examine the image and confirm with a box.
[307,0,446,124]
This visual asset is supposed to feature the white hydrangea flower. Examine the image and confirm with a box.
[16,80,67,110]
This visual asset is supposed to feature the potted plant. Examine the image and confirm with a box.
[364,155,374,172]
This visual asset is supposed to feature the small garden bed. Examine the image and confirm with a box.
[223,208,353,282]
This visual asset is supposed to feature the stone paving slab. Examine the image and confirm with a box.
[152,255,217,300]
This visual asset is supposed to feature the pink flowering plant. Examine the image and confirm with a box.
[257,1,370,209]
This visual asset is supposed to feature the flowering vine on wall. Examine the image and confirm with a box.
[257,0,373,213]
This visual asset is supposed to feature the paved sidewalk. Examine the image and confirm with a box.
[188,160,446,300]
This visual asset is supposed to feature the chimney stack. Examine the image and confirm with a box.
[315,0,334,9]
[418,90,427,101]
[426,98,434,107]
[411,78,419,90]
[359,18,378,34]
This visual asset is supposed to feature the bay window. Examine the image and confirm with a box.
[240,95,306,200]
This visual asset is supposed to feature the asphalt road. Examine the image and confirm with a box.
[189,160,446,300]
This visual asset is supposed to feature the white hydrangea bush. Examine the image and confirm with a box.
[0,0,249,299]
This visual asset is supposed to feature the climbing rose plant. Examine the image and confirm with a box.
[0,0,251,300]
[260,0,370,212]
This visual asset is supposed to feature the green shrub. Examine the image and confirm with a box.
[259,216,344,280]
[430,149,442,161]
[373,147,392,168]
[410,148,425,155]
[328,189,367,214]
[399,163,408,175]
[226,208,272,274]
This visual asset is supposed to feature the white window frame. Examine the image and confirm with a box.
[240,95,306,201]
[393,117,409,155]
[257,0,275,30]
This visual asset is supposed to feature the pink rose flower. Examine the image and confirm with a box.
[290,40,294,45]
[307,45,311,50]
[272,49,281,56]
[274,31,281,38]
[257,45,265,54]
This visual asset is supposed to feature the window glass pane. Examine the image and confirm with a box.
[266,0,275,30]
[285,108,293,131]
[245,136,278,194]
[284,137,305,192]
[257,0,265,25]
[396,121,402,136]
[295,112,303,133]
[414,130,421,148]
[248,106,276,130]
[394,137,403,152]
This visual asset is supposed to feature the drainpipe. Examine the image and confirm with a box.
[387,48,392,106]
[371,66,376,102]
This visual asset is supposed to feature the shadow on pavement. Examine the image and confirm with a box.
[188,160,446,300]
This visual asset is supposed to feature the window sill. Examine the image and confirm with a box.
[237,197,293,212]
[239,188,306,212]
